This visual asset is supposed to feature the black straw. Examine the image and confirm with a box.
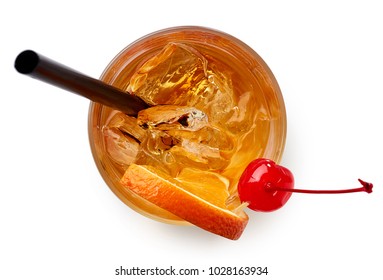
[15,50,148,116]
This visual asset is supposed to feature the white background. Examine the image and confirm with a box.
[1,1,382,279]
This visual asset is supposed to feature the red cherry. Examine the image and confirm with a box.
[238,158,294,212]
[238,158,373,212]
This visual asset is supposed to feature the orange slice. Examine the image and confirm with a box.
[120,164,248,240]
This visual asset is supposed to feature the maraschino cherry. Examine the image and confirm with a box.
[238,158,373,212]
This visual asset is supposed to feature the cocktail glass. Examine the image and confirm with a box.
[88,26,286,225]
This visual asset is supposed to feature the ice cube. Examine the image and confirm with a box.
[103,127,139,167]
[127,43,208,106]
[103,112,146,167]
[107,112,146,142]
[127,43,235,125]
[137,105,207,131]
[136,105,235,173]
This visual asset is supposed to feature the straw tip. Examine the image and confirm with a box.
[15,50,39,74]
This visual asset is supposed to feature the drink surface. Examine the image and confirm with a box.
[88,28,286,223]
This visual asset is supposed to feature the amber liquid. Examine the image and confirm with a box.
[88,27,286,224]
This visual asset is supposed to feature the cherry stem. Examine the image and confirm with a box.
[266,179,373,194]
